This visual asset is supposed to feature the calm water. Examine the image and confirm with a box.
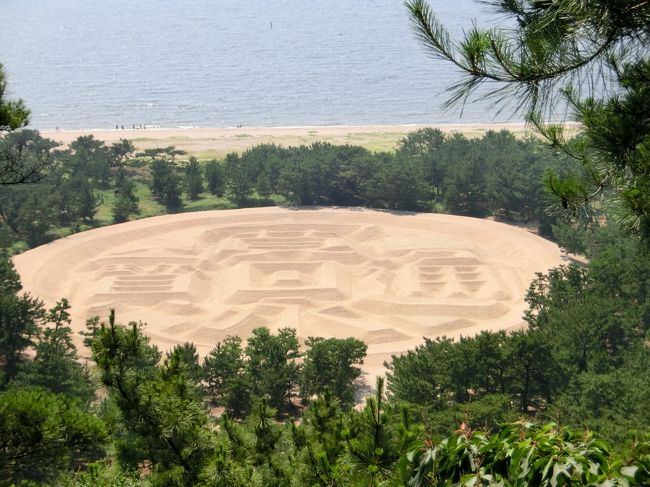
[0,0,516,129]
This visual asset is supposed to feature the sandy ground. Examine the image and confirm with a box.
[13,207,564,379]
[40,123,535,158]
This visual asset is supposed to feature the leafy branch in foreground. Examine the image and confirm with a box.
[405,0,648,113]
[0,63,29,132]
[409,422,650,487]
[406,0,650,238]
[0,130,58,186]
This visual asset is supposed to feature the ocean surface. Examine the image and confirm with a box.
[0,0,518,129]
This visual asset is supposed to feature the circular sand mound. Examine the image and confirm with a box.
[13,207,563,376]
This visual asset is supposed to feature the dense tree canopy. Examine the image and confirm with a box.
[386,222,650,445]
[300,336,367,408]
[0,128,573,251]
[0,387,106,485]
[0,129,57,186]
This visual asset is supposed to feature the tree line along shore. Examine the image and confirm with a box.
[39,123,542,160]
[1,127,579,251]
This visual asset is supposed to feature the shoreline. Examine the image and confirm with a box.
[39,122,530,132]
[39,122,538,158]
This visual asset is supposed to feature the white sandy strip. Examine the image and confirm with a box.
[39,123,536,155]
[13,207,564,379]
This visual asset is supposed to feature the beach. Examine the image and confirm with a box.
[40,123,536,159]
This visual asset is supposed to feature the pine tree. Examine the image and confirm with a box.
[13,299,96,404]
[345,378,420,486]
[203,336,252,417]
[91,311,213,485]
[0,129,57,186]
[0,63,29,131]
[150,158,183,211]
[0,253,44,387]
[301,337,367,408]
[184,156,204,200]
[406,0,650,237]
[112,168,139,223]
[224,152,254,206]
[245,327,301,412]
[0,387,107,485]
[205,159,226,196]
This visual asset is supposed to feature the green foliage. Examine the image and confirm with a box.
[184,156,204,200]
[294,390,349,485]
[406,0,648,110]
[0,128,566,250]
[0,186,53,245]
[521,227,650,443]
[0,259,93,404]
[397,127,446,195]
[548,346,650,447]
[5,19,649,480]
[387,221,650,445]
[108,139,135,168]
[49,173,100,225]
[67,136,112,189]
[203,335,251,417]
[164,341,203,384]
[0,296,636,487]
[245,327,301,412]
[61,460,141,487]
[0,129,57,186]
[0,387,106,486]
[12,299,96,404]
[0,249,21,294]
[0,254,43,386]
[406,0,650,237]
[112,168,139,223]
[150,158,183,211]
[112,190,137,223]
[73,178,99,221]
[139,146,186,165]
[504,330,556,413]
[442,155,489,217]
[204,159,226,197]
[301,336,367,408]
[409,422,650,487]
[203,330,369,418]
[363,152,429,211]
[345,378,421,486]
[386,335,465,409]
[92,311,213,485]
[0,131,121,245]
[0,63,29,132]
[80,315,102,349]
[224,152,254,205]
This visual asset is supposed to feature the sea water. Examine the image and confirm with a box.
[0,0,517,129]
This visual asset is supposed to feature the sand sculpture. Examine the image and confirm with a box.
[13,207,563,376]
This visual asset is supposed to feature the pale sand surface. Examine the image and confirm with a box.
[40,123,535,158]
[13,207,563,378]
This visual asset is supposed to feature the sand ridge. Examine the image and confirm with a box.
[12,207,564,377]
